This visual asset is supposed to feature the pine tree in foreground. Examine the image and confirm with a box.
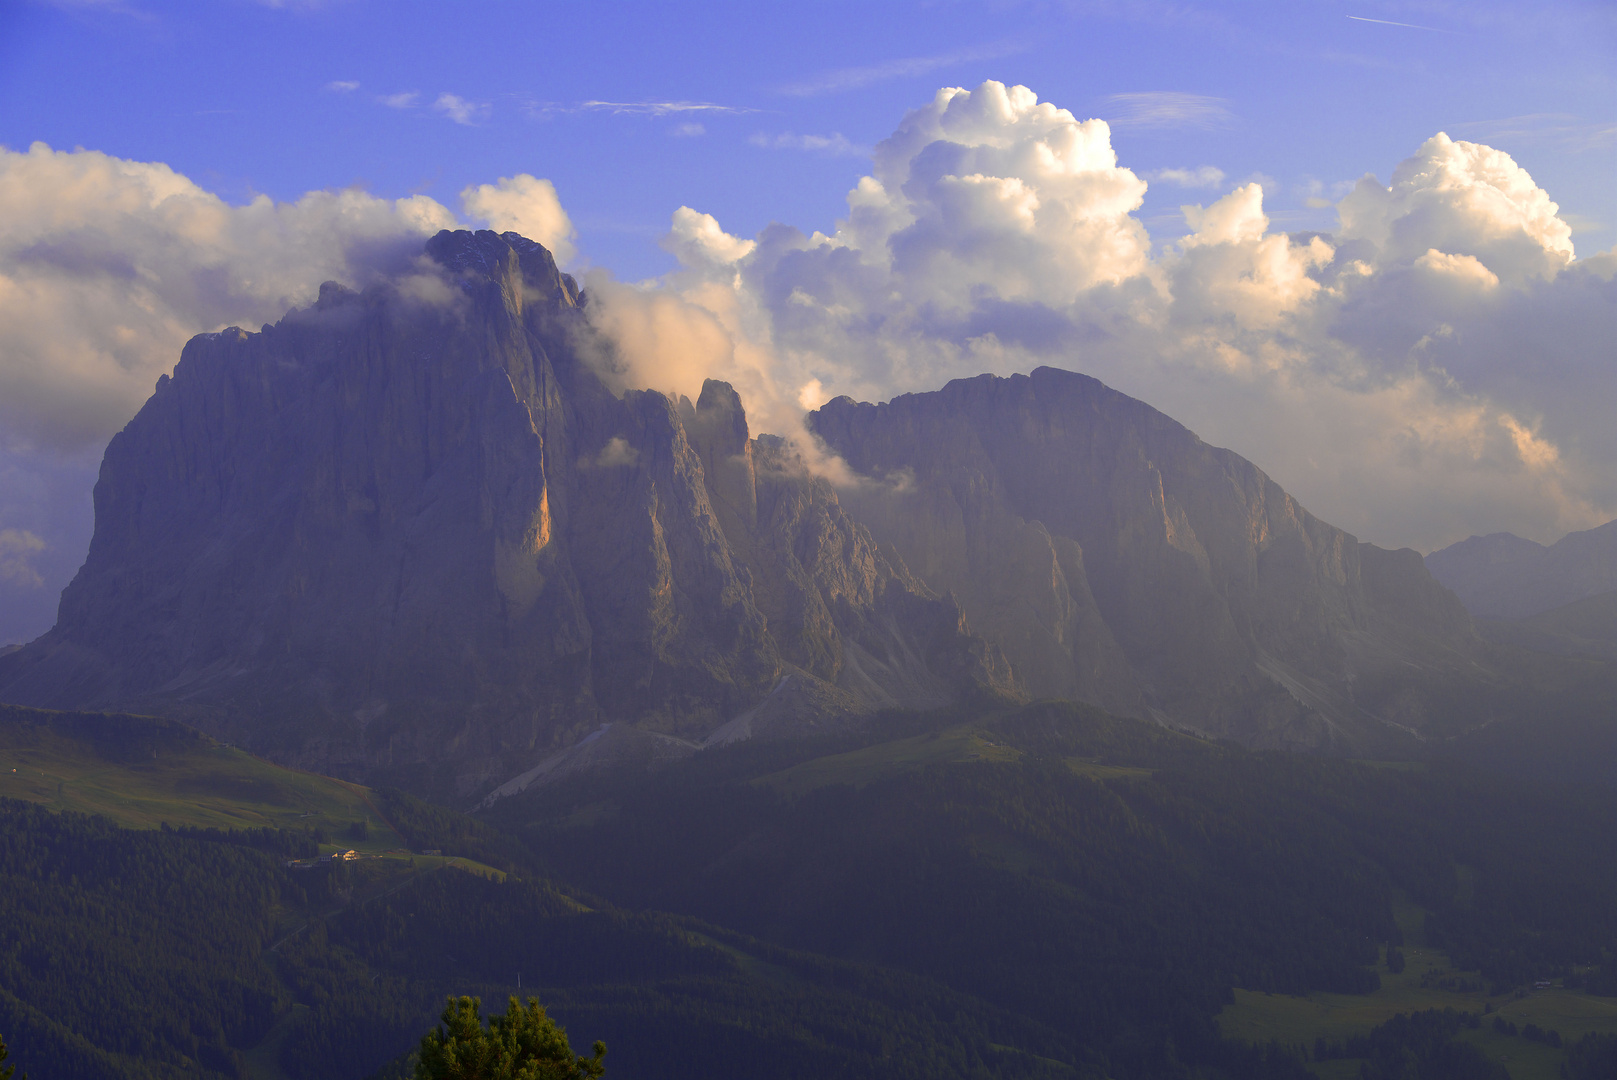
[414,995,605,1080]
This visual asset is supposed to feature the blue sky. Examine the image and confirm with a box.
[0,0,1613,646]
[4,0,1612,278]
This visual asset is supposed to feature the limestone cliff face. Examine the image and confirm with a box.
[810,368,1482,748]
[0,231,1010,794]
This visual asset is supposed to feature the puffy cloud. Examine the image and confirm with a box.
[661,207,757,268]
[0,144,569,643]
[432,93,490,126]
[593,82,1612,553]
[1336,133,1573,285]
[0,141,458,452]
[3,85,1613,640]
[460,174,576,265]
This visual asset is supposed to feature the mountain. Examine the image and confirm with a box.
[0,230,1011,797]
[1426,519,1617,620]
[1472,590,1617,664]
[810,369,1483,748]
[0,231,1488,794]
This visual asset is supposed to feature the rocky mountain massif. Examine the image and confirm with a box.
[1426,520,1617,664]
[1427,520,1617,620]
[0,231,1011,796]
[0,232,1489,796]
[811,369,1483,748]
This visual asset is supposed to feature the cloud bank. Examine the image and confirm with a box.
[0,144,562,643]
[2,82,1613,643]
[581,81,1616,558]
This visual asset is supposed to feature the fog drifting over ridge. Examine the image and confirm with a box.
[0,80,1613,645]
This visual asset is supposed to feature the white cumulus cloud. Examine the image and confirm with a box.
[0,144,572,643]
[0,141,459,452]
[586,81,1614,553]
[2,83,1614,643]
[460,174,576,265]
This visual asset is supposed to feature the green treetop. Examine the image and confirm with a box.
[414,996,605,1080]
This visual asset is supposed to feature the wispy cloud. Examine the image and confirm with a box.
[1346,14,1456,33]
[575,100,755,117]
[254,0,352,9]
[750,132,868,157]
[370,89,491,125]
[1105,92,1233,131]
[517,98,757,120]
[1147,165,1225,188]
[671,122,706,138]
[41,0,153,20]
[778,41,1025,97]
[432,93,490,126]
[324,80,360,93]
[1558,212,1607,237]
[1455,114,1617,152]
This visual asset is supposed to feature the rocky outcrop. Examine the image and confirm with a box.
[1426,520,1617,620]
[810,368,1484,748]
[0,231,1012,796]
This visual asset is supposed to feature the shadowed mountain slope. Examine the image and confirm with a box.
[1427,519,1617,620]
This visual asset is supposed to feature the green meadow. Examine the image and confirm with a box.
[753,723,1023,796]
[0,703,505,878]
[1218,889,1617,1079]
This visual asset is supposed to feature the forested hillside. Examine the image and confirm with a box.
[5,700,1617,1079]
[502,701,1617,1079]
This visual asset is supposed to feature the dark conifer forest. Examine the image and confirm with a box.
[4,696,1617,1078]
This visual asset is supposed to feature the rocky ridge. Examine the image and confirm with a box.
[1426,520,1617,620]
[0,230,1497,794]
[810,369,1485,748]
[0,231,1012,796]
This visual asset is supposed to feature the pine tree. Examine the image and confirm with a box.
[414,995,605,1080]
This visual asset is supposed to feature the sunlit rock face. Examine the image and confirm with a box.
[0,231,1013,796]
[810,368,1483,749]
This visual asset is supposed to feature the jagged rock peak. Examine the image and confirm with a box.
[424,228,582,308]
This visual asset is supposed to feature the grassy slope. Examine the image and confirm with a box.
[753,723,1023,796]
[1218,888,1617,1079]
[0,704,506,879]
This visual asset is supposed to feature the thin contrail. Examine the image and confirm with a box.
[1347,14,1455,32]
